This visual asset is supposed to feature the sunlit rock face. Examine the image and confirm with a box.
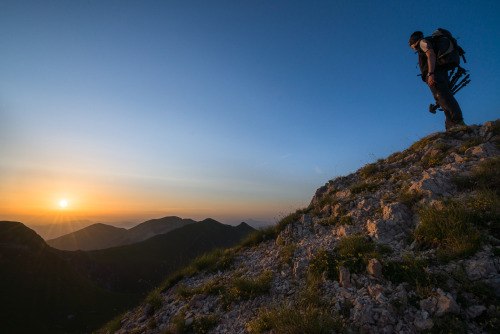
[113,120,500,334]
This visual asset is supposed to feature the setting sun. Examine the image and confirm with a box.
[59,200,68,208]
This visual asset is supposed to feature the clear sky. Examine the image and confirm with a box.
[1,0,499,226]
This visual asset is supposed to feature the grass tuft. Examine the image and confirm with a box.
[309,235,379,281]
[350,182,380,194]
[246,305,342,334]
[414,201,481,262]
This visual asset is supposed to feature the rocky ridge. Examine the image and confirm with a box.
[107,120,500,334]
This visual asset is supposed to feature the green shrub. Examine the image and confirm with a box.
[472,156,500,194]
[319,195,340,208]
[451,156,500,194]
[309,236,379,280]
[221,271,273,309]
[276,210,302,233]
[191,248,234,272]
[432,314,467,334]
[458,138,484,154]
[492,120,500,135]
[317,215,353,227]
[409,136,439,152]
[239,226,277,249]
[317,216,339,226]
[232,270,273,298]
[145,288,163,311]
[386,151,403,163]
[433,142,451,152]
[414,201,481,262]
[396,187,423,208]
[279,243,296,266]
[382,255,433,290]
[99,312,127,333]
[350,182,380,194]
[246,305,342,334]
[420,152,446,168]
[188,314,218,334]
[361,163,378,179]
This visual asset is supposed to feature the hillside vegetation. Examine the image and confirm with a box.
[104,120,500,334]
[47,216,196,251]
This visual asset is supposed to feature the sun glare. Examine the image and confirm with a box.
[59,200,68,208]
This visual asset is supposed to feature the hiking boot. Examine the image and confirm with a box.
[447,121,467,132]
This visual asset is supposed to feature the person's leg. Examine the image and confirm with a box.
[429,71,464,129]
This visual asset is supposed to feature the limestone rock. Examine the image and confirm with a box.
[339,266,352,288]
[367,258,383,278]
[466,305,486,319]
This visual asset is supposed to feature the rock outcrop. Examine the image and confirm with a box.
[105,120,500,334]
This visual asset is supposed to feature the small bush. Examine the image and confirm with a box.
[420,152,446,168]
[191,248,234,272]
[188,314,218,334]
[350,182,380,194]
[433,142,451,152]
[99,312,126,333]
[409,135,439,152]
[361,163,378,179]
[396,187,423,208]
[239,226,277,249]
[145,288,163,311]
[414,201,481,262]
[309,236,379,280]
[221,271,273,309]
[246,305,342,334]
[472,156,500,194]
[317,215,353,227]
[386,151,403,163]
[458,138,484,154]
[451,174,476,191]
[276,210,302,233]
[319,195,340,208]
[432,314,467,334]
[382,255,433,290]
[279,243,296,266]
[232,271,273,298]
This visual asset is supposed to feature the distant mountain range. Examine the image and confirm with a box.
[0,218,255,333]
[47,216,196,250]
[243,218,274,229]
[29,219,95,239]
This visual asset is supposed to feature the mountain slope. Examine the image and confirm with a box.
[1,218,255,333]
[47,216,196,250]
[122,216,196,245]
[47,223,127,250]
[66,218,256,293]
[0,222,136,334]
[109,120,500,334]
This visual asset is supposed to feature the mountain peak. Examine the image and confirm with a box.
[0,221,46,250]
[111,120,500,334]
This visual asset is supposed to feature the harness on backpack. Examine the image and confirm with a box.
[429,28,466,70]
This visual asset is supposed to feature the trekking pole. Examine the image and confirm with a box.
[449,68,464,89]
[451,74,470,93]
[452,78,471,95]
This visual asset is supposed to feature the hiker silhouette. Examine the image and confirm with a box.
[409,30,467,131]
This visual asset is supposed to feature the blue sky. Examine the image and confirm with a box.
[1,0,499,226]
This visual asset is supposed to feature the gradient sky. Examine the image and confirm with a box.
[1,0,499,226]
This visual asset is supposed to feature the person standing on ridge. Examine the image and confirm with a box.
[409,31,466,131]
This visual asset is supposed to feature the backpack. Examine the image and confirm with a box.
[429,28,466,70]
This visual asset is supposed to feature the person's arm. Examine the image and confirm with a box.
[425,48,437,86]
